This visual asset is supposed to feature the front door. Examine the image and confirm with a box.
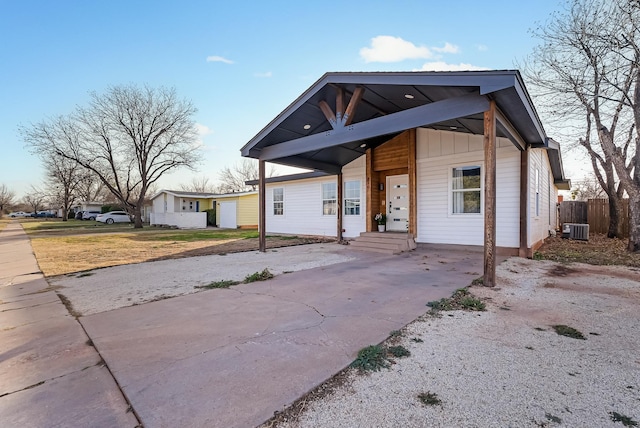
[387,174,409,232]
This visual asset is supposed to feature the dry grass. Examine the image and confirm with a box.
[536,234,640,267]
[27,224,333,276]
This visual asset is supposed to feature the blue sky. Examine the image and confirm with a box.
[0,0,577,199]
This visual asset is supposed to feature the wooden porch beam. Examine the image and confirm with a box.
[258,160,266,252]
[336,87,345,123]
[519,148,529,257]
[318,100,337,128]
[260,93,489,161]
[408,128,417,236]
[344,86,365,126]
[483,100,497,287]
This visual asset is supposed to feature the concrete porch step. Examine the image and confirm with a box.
[349,231,417,255]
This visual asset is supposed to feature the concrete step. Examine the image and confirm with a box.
[352,237,410,251]
[359,231,414,240]
[348,241,401,255]
[350,231,417,255]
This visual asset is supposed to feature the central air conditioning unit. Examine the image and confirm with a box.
[562,223,589,241]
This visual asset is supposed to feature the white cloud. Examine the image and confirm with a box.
[416,61,489,72]
[432,42,459,54]
[360,36,435,63]
[206,55,234,64]
[195,123,213,136]
[254,71,273,78]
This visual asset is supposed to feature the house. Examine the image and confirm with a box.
[72,201,104,214]
[240,71,570,286]
[213,191,258,229]
[149,189,258,229]
[150,190,214,229]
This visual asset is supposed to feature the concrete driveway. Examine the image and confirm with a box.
[79,245,485,427]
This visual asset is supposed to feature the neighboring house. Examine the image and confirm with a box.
[214,191,258,229]
[150,190,214,229]
[149,189,258,229]
[240,71,571,275]
[72,201,104,215]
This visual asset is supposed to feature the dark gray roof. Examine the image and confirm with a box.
[241,70,568,185]
[245,171,330,186]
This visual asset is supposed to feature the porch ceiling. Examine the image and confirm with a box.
[241,71,553,175]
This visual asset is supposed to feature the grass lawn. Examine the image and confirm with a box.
[25,219,330,276]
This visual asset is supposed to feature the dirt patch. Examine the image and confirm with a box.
[537,234,640,267]
[546,264,577,277]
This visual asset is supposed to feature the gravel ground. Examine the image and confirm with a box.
[48,243,353,316]
[269,258,640,428]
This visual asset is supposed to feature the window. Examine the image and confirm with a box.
[344,180,361,216]
[535,169,540,217]
[322,182,337,215]
[452,166,481,214]
[273,188,284,216]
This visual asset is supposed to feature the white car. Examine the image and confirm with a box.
[82,210,101,221]
[9,211,30,218]
[95,211,131,224]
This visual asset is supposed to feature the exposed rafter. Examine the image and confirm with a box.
[260,93,489,161]
[319,86,366,130]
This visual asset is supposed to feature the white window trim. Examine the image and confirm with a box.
[535,168,540,218]
[321,182,337,216]
[344,179,362,217]
[448,163,483,217]
[273,187,284,216]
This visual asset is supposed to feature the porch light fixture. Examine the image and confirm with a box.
[303,124,311,130]
[450,126,458,130]
[404,94,414,99]
[360,143,367,148]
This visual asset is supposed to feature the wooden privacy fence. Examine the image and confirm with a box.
[559,199,629,237]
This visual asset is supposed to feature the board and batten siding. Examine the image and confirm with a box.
[415,128,521,248]
[265,157,366,238]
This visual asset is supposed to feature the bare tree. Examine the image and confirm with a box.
[522,0,634,240]
[216,159,276,193]
[22,187,47,214]
[21,85,201,228]
[0,184,16,215]
[180,175,215,193]
[570,174,607,200]
[75,170,108,203]
[41,152,83,221]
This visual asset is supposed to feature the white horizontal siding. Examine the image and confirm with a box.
[416,128,520,248]
[265,156,366,238]
[529,148,555,246]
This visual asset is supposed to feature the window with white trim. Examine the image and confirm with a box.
[322,182,337,215]
[273,188,284,216]
[535,169,540,217]
[451,166,481,214]
[344,180,361,216]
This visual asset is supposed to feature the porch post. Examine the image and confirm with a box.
[519,148,529,258]
[337,172,343,240]
[366,148,373,232]
[408,128,417,236]
[483,100,497,287]
[258,160,266,252]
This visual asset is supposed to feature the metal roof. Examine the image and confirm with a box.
[241,70,568,185]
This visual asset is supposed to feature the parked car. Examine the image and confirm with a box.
[9,211,29,218]
[30,211,56,218]
[95,211,131,224]
[82,210,101,221]
[74,211,84,220]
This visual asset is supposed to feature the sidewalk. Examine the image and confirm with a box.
[0,222,138,427]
